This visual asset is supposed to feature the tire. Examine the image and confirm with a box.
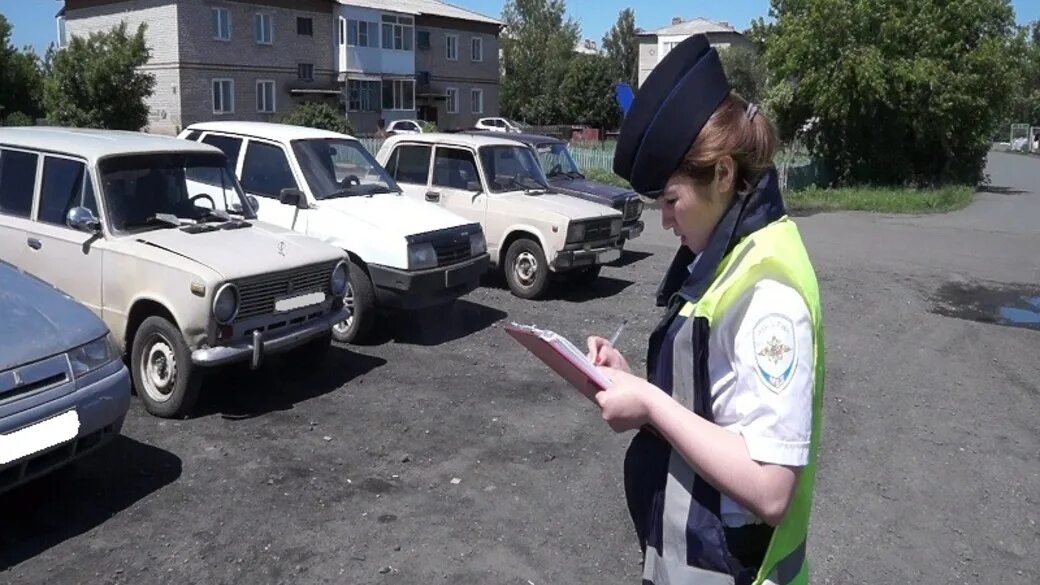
[504,237,550,299]
[285,331,333,368]
[130,316,202,419]
[332,259,376,344]
[568,265,602,285]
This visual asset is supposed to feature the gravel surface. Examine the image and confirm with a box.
[2,152,1038,585]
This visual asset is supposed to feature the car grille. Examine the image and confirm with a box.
[0,354,71,406]
[614,197,642,222]
[427,228,473,267]
[235,262,334,320]
[584,219,615,242]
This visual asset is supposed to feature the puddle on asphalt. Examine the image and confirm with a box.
[932,282,1040,331]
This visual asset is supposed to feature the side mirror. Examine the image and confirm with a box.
[279,188,309,210]
[466,180,483,193]
[66,207,101,234]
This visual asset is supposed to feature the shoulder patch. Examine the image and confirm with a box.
[752,314,797,393]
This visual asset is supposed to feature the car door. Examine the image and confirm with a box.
[0,147,42,269]
[238,138,308,231]
[22,155,105,315]
[429,146,487,226]
[383,143,434,203]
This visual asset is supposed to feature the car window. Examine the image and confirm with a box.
[241,141,299,198]
[387,145,431,184]
[0,149,39,218]
[183,130,202,141]
[432,147,479,191]
[38,157,99,226]
[202,134,244,170]
[292,138,398,199]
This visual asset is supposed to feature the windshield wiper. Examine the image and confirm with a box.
[122,213,183,230]
[513,177,549,193]
[323,184,395,199]
[197,208,230,223]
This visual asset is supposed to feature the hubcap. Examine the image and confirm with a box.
[514,251,538,287]
[141,335,176,403]
[333,282,355,334]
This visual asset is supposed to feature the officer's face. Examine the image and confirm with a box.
[660,162,735,253]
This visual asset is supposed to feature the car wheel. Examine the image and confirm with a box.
[567,265,602,285]
[332,259,375,344]
[505,238,550,299]
[131,316,202,419]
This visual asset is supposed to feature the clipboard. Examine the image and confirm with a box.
[504,323,612,401]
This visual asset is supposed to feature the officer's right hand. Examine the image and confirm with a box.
[587,336,631,374]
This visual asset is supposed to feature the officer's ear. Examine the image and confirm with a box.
[713,156,736,197]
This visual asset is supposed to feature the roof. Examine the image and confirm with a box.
[384,132,526,149]
[185,121,358,142]
[335,0,502,26]
[639,17,739,37]
[0,127,219,164]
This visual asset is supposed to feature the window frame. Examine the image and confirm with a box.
[471,88,484,114]
[296,16,313,37]
[338,17,346,46]
[212,7,231,41]
[445,34,458,61]
[380,14,413,51]
[471,36,483,62]
[347,79,380,112]
[200,133,246,172]
[297,63,315,82]
[445,87,458,114]
[254,12,273,45]
[256,79,276,114]
[382,79,415,111]
[36,154,97,228]
[212,78,235,114]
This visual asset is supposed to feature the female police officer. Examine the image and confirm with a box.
[586,35,824,585]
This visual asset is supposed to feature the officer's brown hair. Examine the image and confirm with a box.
[678,93,777,191]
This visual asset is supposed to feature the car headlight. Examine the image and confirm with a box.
[408,242,438,270]
[470,231,487,256]
[330,261,349,296]
[636,199,644,216]
[68,335,119,379]
[566,222,586,244]
[610,219,623,236]
[213,283,239,324]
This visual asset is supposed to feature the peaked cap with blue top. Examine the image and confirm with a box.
[613,35,731,198]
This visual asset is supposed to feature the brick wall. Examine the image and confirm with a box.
[415,22,500,131]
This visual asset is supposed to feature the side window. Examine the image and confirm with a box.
[38,157,97,225]
[0,149,39,218]
[241,141,298,198]
[432,147,479,190]
[183,130,202,142]
[388,145,431,184]
[201,134,244,170]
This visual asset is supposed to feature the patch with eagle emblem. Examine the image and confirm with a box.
[752,314,797,393]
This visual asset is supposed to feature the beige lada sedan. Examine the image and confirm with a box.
[376,133,624,299]
[0,128,349,418]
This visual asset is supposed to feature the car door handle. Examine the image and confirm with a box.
[425,190,441,202]
[27,237,42,250]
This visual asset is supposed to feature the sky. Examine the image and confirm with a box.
[2,0,1040,54]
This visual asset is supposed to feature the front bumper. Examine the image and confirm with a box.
[621,220,644,241]
[368,253,490,310]
[0,361,130,494]
[191,306,348,369]
[551,243,623,272]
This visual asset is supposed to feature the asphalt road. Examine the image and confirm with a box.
[2,151,1038,585]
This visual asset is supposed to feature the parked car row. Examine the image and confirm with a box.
[0,122,644,491]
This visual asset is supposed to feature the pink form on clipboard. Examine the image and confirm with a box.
[504,323,613,402]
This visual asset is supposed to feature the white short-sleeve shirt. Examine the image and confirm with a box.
[706,278,815,527]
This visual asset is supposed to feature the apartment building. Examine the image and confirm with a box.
[637,17,754,87]
[60,0,336,134]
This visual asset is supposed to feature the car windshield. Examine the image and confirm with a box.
[292,138,399,199]
[99,153,254,234]
[479,145,551,193]
[536,143,582,178]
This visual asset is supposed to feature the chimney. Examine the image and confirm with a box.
[671,16,683,26]
[585,39,597,50]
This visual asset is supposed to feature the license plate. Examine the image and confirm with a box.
[598,249,622,264]
[274,292,326,313]
[0,410,79,465]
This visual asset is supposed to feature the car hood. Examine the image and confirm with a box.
[317,193,470,236]
[547,177,635,204]
[132,223,343,280]
[0,263,108,371]
[507,191,622,220]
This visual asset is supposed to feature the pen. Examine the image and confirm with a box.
[608,319,628,347]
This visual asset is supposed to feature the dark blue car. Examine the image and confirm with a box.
[0,261,130,494]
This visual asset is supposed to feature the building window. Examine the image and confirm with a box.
[347,20,375,47]
[57,16,68,48]
[347,80,380,112]
[417,30,430,51]
[255,13,273,45]
[471,88,483,114]
[297,17,313,36]
[445,34,458,61]
[298,63,314,82]
[256,80,275,113]
[381,15,413,51]
[446,87,458,114]
[338,17,345,45]
[382,79,415,111]
[212,7,231,41]
[471,37,483,62]
[213,79,234,114]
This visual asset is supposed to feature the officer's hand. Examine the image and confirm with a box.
[592,367,656,433]
[587,336,631,373]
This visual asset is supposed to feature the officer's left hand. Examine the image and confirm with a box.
[593,367,659,433]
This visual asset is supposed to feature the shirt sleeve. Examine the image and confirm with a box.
[710,279,814,467]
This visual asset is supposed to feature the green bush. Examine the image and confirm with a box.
[2,111,34,126]
[418,120,438,133]
[280,102,353,135]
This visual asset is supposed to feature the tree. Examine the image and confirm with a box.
[1003,21,1040,130]
[501,0,580,124]
[719,46,768,104]
[602,8,638,88]
[765,0,1021,187]
[43,22,155,130]
[0,15,44,123]
[560,53,620,129]
[280,101,353,135]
